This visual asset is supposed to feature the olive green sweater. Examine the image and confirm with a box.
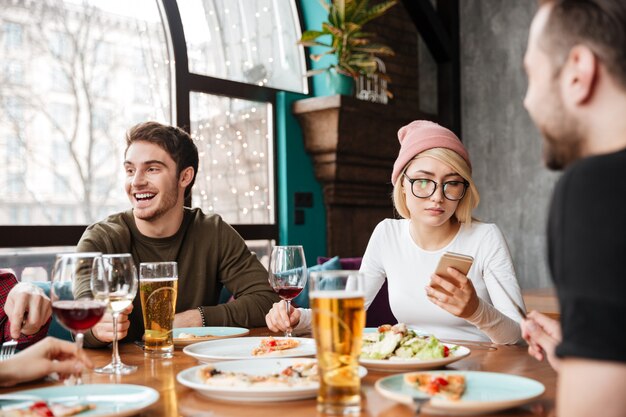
[76,208,279,348]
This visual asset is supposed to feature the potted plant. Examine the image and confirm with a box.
[299,0,397,96]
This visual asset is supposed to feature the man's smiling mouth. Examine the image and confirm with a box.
[135,193,155,201]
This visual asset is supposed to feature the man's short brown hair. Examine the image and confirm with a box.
[539,0,626,89]
[125,121,199,199]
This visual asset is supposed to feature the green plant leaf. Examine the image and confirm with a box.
[353,44,395,55]
[310,49,337,62]
[356,0,397,25]
[306,68,329,77]
[335,0,346,23]
[344,22,361,35]
[348,38,369,46]
[346,0,369,22]
[300,30,326,42]
[300,40,332,48]
[322,22,343,39]
[317,0,330,13]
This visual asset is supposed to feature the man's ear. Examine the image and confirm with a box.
[179,166,194,188]
[562,45,598,105]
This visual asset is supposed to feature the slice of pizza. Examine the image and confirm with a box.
[251,337,300,356]
[7,401,96,417]
[404,373,466,401]
[197,362,318,387]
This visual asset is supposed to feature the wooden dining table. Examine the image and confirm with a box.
[1,328,557,417]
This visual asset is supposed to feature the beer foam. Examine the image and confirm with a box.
[140,277,178,282]
[309,290,364,299]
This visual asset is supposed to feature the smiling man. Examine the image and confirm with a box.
[75,122,280,347]
[521,1,626,416]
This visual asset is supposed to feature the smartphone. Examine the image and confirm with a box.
[432,252,474,290]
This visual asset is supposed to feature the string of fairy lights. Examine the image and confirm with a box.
[190,95,272,224]
[184,0,305,224]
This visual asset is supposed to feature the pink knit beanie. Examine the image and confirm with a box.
[391,120,471,184]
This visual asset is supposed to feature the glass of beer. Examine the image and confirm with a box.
[310,270,365,415]
[139,261,178,358]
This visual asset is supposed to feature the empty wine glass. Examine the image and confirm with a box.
[268,245,307,337]
[94,254,138,375]
[50,252,108,384]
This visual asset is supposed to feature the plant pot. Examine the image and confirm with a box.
[324,68,355,97]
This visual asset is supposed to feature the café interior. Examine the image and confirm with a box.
[0,0,565,416]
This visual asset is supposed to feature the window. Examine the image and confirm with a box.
[178,0,307,93]
[0,0,307,252]
[0,0,172,226]
[2,21,23,50]
[191,93,274,224]
[3,61,23,85]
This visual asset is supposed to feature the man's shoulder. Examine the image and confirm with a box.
[78,210,133,251]
[563,148,626,181]
[555,148,626,206]
[84,211,133,235]
[185,207,231,232]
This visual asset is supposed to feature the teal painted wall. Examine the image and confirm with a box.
[276,92,326,267]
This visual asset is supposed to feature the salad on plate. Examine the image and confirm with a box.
[361,323,457,361]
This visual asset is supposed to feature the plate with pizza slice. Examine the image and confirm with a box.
[0,384,159,417]
[177,358,367,402]
[183,336,316,363]
[173,326,250,347]
[375,370,545,415]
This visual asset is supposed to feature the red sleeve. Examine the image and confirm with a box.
[0,270,51,349]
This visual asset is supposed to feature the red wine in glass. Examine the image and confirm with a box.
[268,246,307,337]
[50,252,108,385]
[275,286,304,300]
[52,300,106,332]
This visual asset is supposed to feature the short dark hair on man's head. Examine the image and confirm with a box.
[125,121,199,199]
[539,0,626,89]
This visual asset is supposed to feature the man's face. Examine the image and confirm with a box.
[523,5,583,170]
[124,141,182,223]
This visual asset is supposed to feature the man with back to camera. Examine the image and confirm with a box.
[522,1,626,415]
[75,121,280,347]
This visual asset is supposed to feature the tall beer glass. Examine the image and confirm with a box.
[310,270,365,415]
[139,262,178,358]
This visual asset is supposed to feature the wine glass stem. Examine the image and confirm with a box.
[111,312,121,367]
[75,332,84,385]
[285,299,293,338]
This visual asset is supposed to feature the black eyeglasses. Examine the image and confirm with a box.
[403,174,469,201]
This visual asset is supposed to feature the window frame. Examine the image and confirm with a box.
[0,0,302,247]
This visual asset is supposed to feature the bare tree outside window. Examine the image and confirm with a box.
[0,0,172,225]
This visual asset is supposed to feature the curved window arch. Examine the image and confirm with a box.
[178,0,307,93]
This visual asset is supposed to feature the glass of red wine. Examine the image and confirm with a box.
[268,245,307,337]
[51,252,108,384]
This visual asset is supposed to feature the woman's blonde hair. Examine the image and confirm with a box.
[392,148,480,224]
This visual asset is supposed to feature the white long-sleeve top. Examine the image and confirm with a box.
[296,219,524,344]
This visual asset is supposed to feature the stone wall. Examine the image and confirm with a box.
[460,1,559,289]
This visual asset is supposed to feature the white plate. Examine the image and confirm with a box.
[0,384,159,417]
[375,370,545,415]
[183,337,316,363]
[359,343,471,372]
[173,326,250,347]
[177,358,367,402]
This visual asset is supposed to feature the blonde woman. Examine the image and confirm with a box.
[266,121,524,343]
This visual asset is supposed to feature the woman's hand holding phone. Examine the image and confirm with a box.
[426,252,480,319]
